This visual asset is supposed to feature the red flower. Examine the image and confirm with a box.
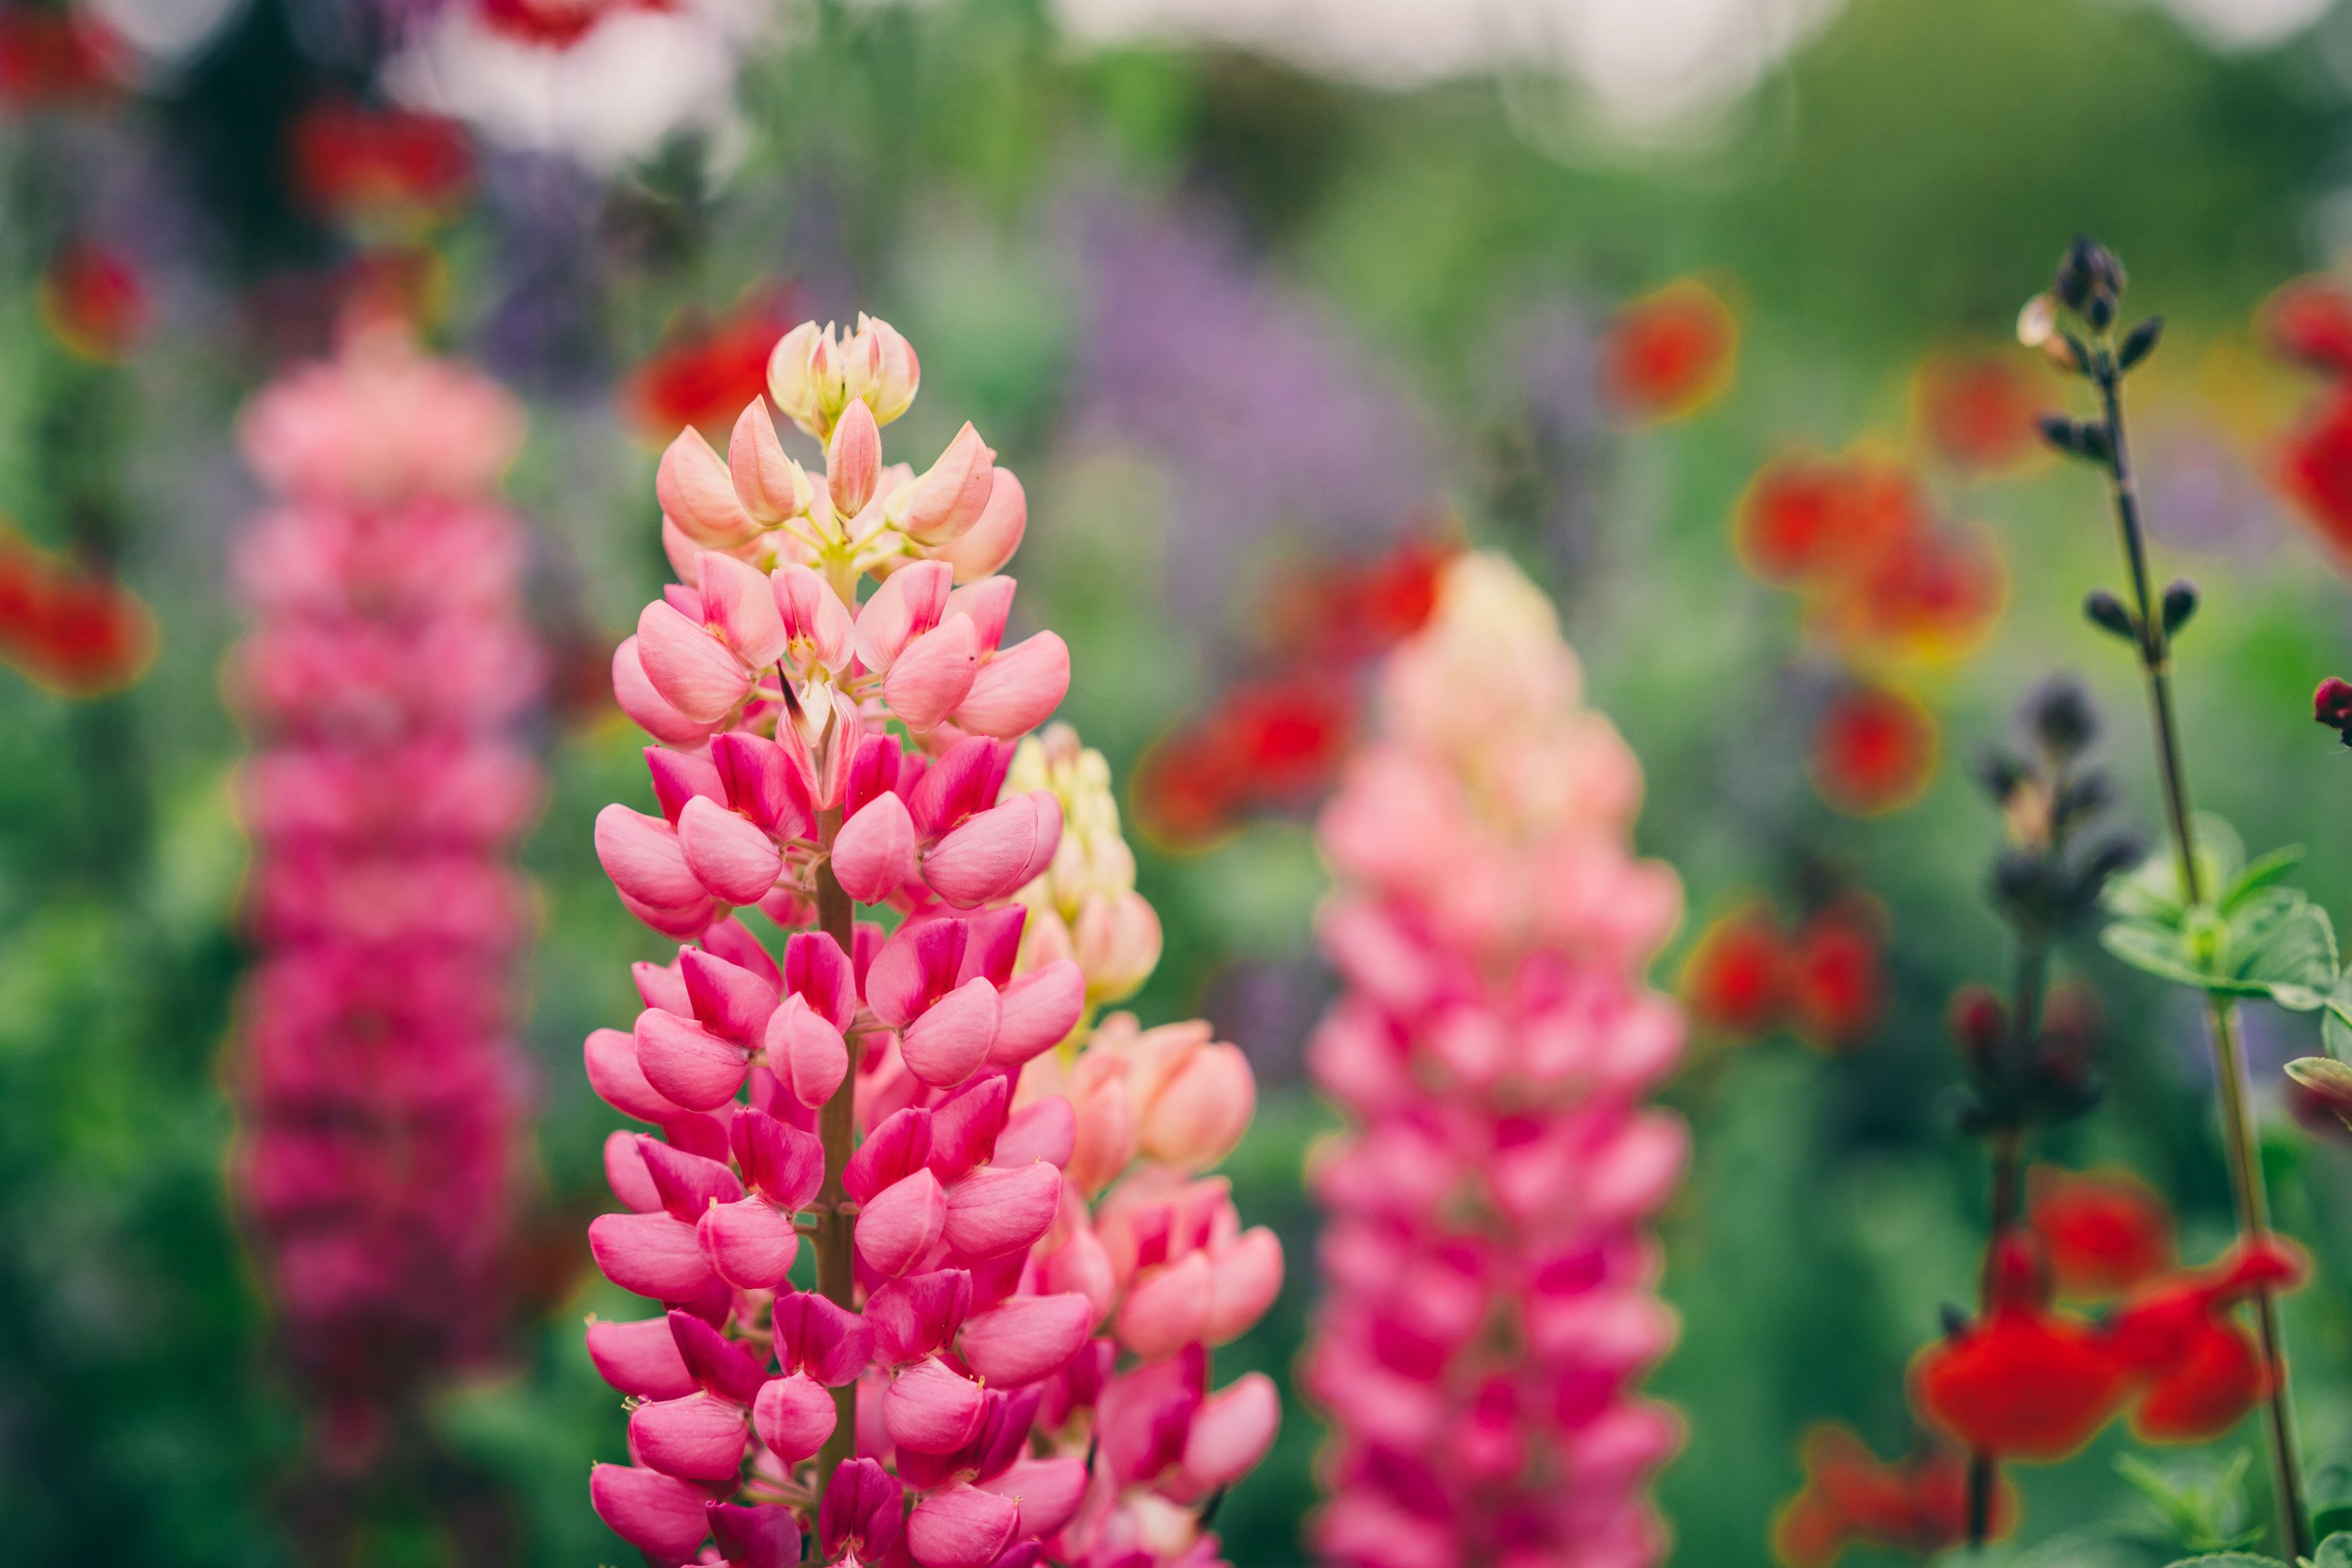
[623,288,802,441]
[1914,1239,2128,1461]
[1680,905,1791,1043]
[2103,1237,2305,1444]
[2026,1167,2172,1301]
[476,0,676,49]
[1810,681,1936,816]
[1600,278,1737,423]
[289,101,474,227]
[1265,533,1454,662]
[2261,278,2352,379]
[0,528,157,696]
[1914,352,2043,473]
[1789,903,1886,1051]
[1824,523,2005,663]
[0,6,122,110]
[2279,387,2352,560]
[38,240,147,362]
[1773,1425,2005,1567]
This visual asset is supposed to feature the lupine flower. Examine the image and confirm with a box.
[1913,350,2044,474]
[1772,1425,2005,1567]
[1809,680,1937,816]
[1599,278,1737,424]
[289,100,476,230]
[38,238,148,362]
[225,322,540,1437]
[1680,895,1885,1052]
[584,316,1280,1568]
[1304,551,1687,1568]
[0,523,156,695]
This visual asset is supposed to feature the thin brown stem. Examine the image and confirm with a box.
[812,804,863,1493]
[1966,937,2044,1551]
[2095,362,2309,1559]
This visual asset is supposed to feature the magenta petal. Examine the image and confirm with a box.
[586,1026,684,1123]
[844,1107,935,1203]
[635,956,694,1014]
[629,1390,750,1482]
[634,1007,750,1112]
[988,962,1084,1066]
[668,1308,771,1406]
[586,1316,698,1400]
[699,1197,800,1290]
[1180,1372,1279,1490]
[647,745,728,825]
[951,632,1068,739]
[925,1074,1008,1180]
[993,1097,1075,1170]
[957,1294,1092,1387]
[865,918,960,1029]
[731,1108,825,1211]
[783,929,858,1030]
[637,1136,745,1221]
[591,1463,713,1560]
[866,1269,974,1365]
[904,1483,1020,1568]
[708,1501,803,1568]
[882,1356,988,1454]
[906,735,1014,839]
[786,1291,875,1387]
[855,1168,948,1277]
[941,1161,1060,1261]
[819,1456,904,1559]
[751,1370,837,1462]
[681,945,782,1045]
[922,794,1052,909]
[590,1211,717,1301]
[976,1455,1086,1541]
[899,976,999,1090]
[677,797,784,907]
[604,1129,662,1212]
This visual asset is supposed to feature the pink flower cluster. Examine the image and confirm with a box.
[585,315,1283,1568]
[1304,554,1689,1568]
[226,324,540,1428]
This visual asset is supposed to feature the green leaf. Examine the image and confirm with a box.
[2159,1556,2284,1567]
[2313,1534,2352,1568]
[2224,844,2307,913]
[2107,815,2246,925]
[2322,971,2352,1058]
[2103,920,2212,989]
[2223,891,2337,1009]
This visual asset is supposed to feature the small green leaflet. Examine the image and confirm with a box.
[2101,818,2337,1009]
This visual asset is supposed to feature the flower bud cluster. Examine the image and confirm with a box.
[225,325,539,1425]
[1304,552,1688,1568]
[586,318,1281,1568]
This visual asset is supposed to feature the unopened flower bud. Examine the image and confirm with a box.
[2082,590,2136,642]
[2118,314,2164,372]
[2024,677,2096,757]
[828,398,882,517]
[2159,579,2197,637]
[1946,985,2005,1069]
[2314,676,2352,740]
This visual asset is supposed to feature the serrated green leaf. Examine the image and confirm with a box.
[2313,1533,2352,1568]
[2107,815,2246,926]
[2224,891,2337,1008]
[2322,971,2352,1058]
[2105,920,2213,989]
[2224,845,2308,913]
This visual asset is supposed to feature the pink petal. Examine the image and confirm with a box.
[679,945,782,1044]
[1180,1373,1279,1492]
[921,793,1057,909]
[765,994,850,1109]
[604,1129,662,1211]
[1137,1041,1254,1170]
[774,563,855,671]
[865,918,960,1028]
[1040,1229,1114,1324]
[883,616,982,734]
[899,976,1000,1090]
[637,1134,746,1221]
[993,1096,1075,1170]
[752,1371,838,1463]
[590,1463,713,1561]
[831,789,917,904]
[904,1483,1019,1568]
[881,1356,988,1454]
[637,598,753,724]
[951,632,1068,739]
[827,397,882,515]
[866,1269,974,1365]
[941,1161,1059,1260]
[854,559,953,673]
[1205,1227,1284,1343]
[668,1308,771,1406]
[988,962,1085,1066]
[845,1107,936,1202]
[855,1168,948,1277]
[699,550,788,668]
[646,745,727,825]
[936,470,1026,584]
[658,424,761,547]
[975,1456,1085,1541]
[699,1197,800,1290]
[590,1210,717,1301]
[614,637,720,746]
[784,930,858,1030]
[629,1390,749,1482]
[778,1290,876,1387]
[1116,1251,1213,1360]
[895,422,996,546]
[957,1293,1091,1387]
[596,804,707,913]
[586,1026,685,1123]
[729,396,804,523]
[925,1074,1008,1181]
[586,1316,698,1400]
[731,1106,825,1210]
[633,1007,750,1112]
[677,797,783,908]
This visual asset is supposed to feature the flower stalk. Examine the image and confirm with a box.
[2029,236,2310,1560]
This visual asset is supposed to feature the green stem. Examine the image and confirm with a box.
[2096,363,2310,1559]
[812,804,862,1495]
[1967,937,2045,1551]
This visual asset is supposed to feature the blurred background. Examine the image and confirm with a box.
[7,0,2352,1563]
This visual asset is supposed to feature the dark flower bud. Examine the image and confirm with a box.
[1947,983,2006,1067]
[2053,771,2111,832]
[1976,749,2028,804]
[2078,831,2144,891]
[2160,579,2198,637]
[2056,236,2099,310]
[1940,1301,1973,1339]
[1992,848,2047,913]
[2024,676,2096,757]
[2315,675,2352,735]
[2118,315,2164,371]
[2082,590,2136,641]
[2038,413,2085,456]
[2085,292,2116,332]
